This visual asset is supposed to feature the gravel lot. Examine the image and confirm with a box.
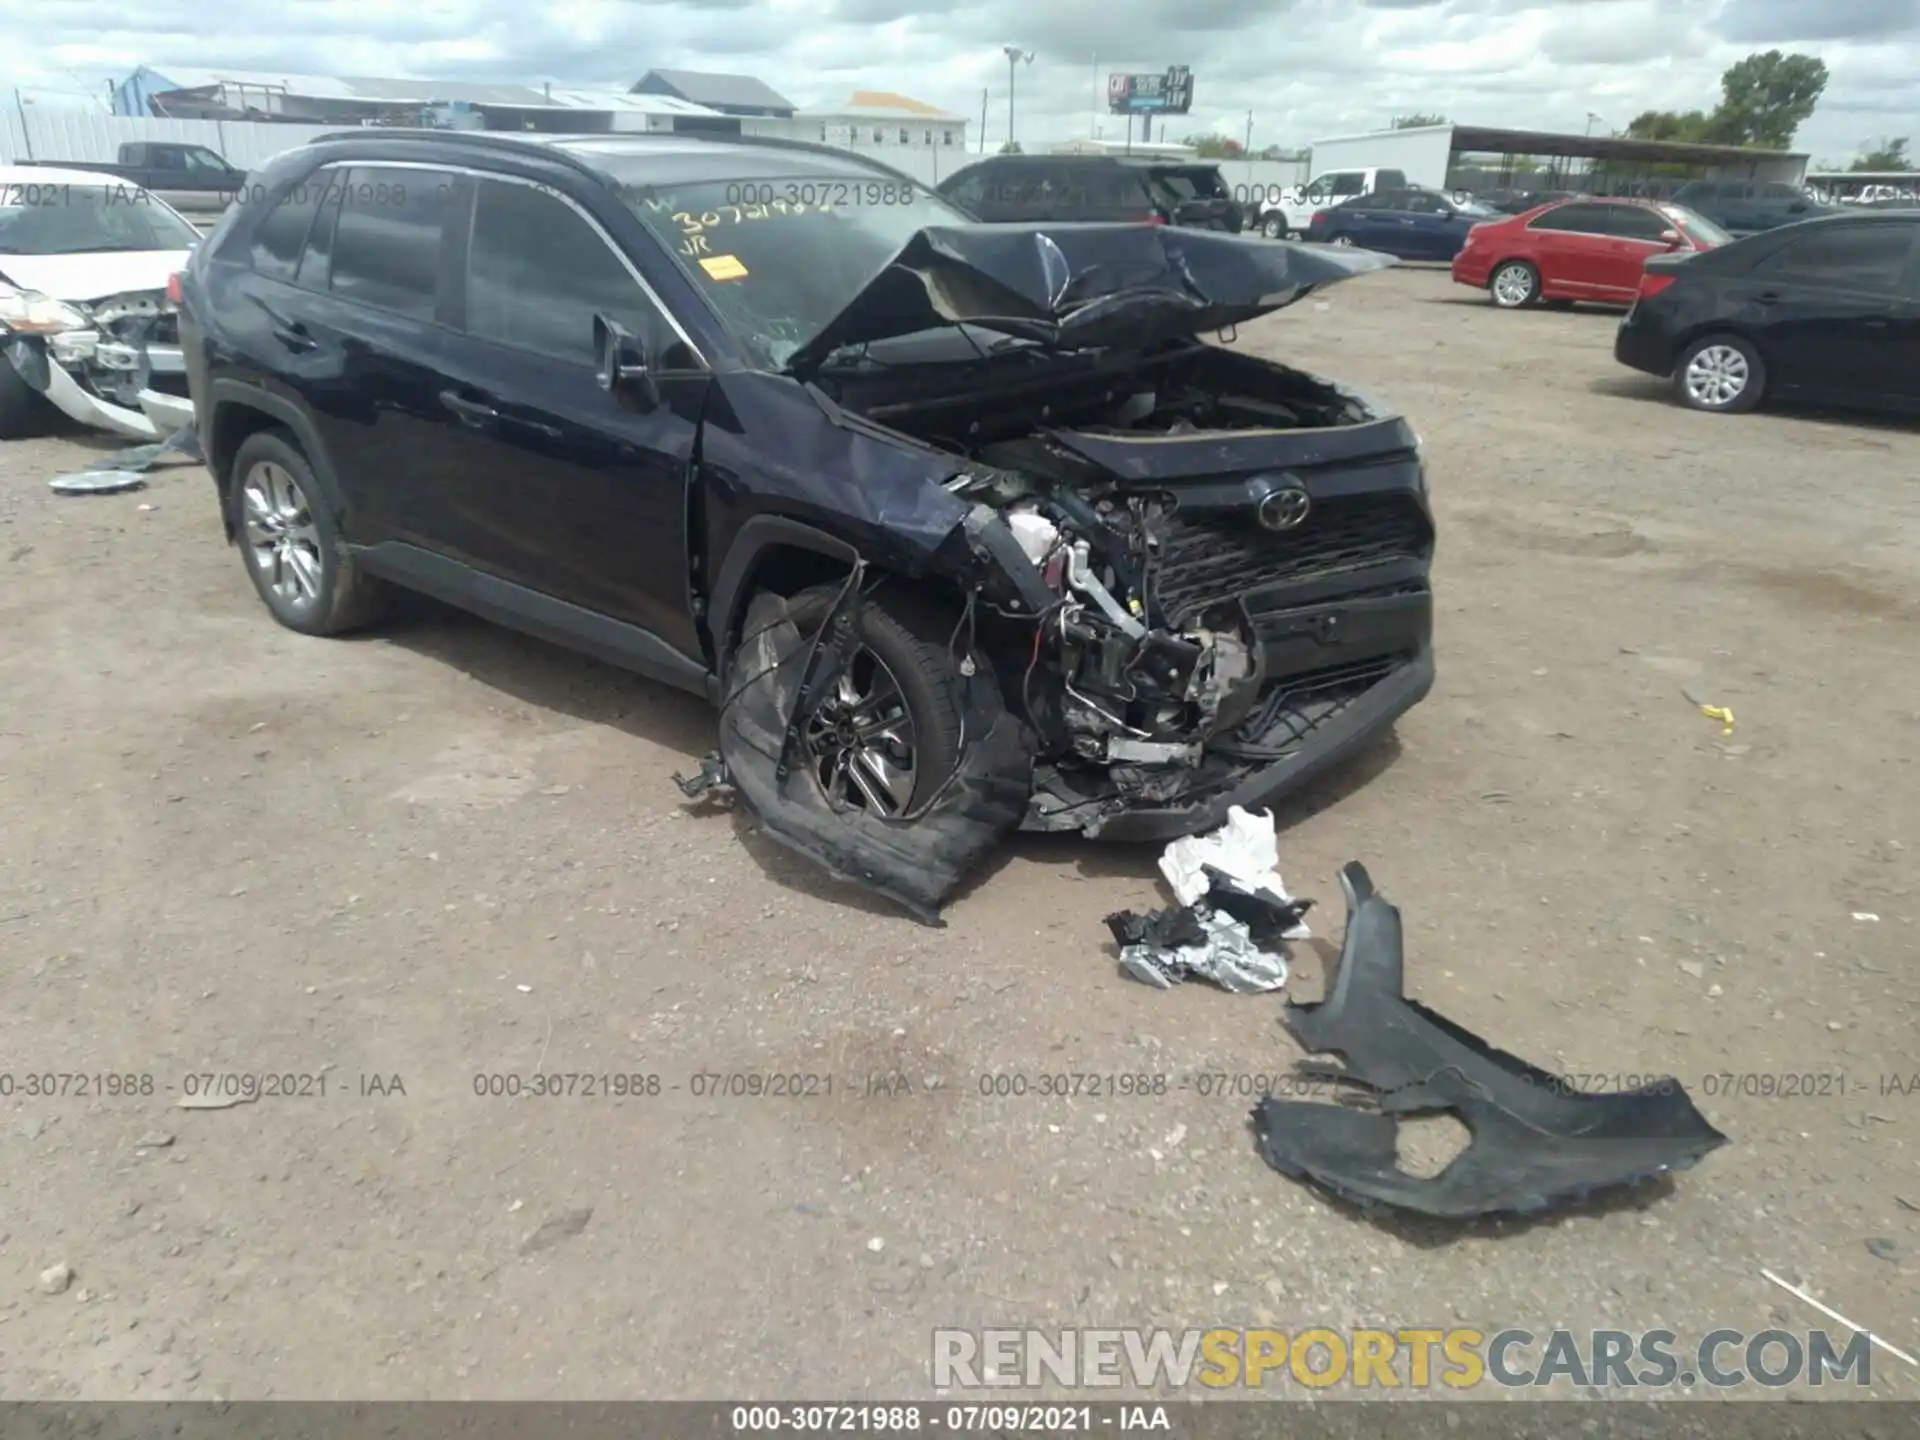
[1,264,1916,1403]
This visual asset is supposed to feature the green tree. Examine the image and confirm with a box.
[1710,50,1828,147]
[1624,51,1828,150]
[1851,137,1912,171]
[1392,113,1447,129]
[1624,109,1714,143]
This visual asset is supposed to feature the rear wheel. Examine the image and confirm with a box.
[780,584,967,817]
[1673,334,1764,414]
[1261,213,1286,240]
[1489,260,1540,308]
[230,431,388,635]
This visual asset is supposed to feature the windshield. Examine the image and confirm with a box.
[1660,203,1733,248]
[617,165,973,369]
[0,183,199,255]
[1452,197,1499,218]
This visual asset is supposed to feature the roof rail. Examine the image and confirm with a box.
[304,126,929,189]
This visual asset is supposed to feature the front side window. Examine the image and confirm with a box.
[1605,204,1671,241]
[1755,224,1916,291]
[617,162,974,368]
[1527,202,1614,235]
[1327,172,1365,197]
[326,165,461,320]
[466,178,665,366]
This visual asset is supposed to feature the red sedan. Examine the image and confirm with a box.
[1452,197,1732,309]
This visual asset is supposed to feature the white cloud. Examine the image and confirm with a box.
[0,0,1914,163]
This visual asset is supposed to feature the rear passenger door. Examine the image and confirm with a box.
[1523,203,1619,297]
[270,163,472,551]
[429,175,710,656]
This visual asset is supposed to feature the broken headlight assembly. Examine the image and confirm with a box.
[0,288,89,337]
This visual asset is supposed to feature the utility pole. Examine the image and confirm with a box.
[979,88,987,153]
[1002,46,1033,151]
[1090,53,1097,140]
[1244,109,1253,158]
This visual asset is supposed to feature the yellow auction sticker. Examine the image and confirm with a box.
[700,254,748,281]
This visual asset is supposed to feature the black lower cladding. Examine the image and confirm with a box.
[715,590,1033,924]
[1252,863,1728,1218]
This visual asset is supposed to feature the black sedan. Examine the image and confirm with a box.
[1614,211,1920,415]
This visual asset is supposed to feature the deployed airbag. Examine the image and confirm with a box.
[1253,862,1727,1217]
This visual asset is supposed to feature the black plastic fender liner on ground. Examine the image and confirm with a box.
[714,589,1035,924]
[1252,862,1728,1218]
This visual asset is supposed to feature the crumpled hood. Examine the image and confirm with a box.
[784,223,1393,375]
[0,250,190,305]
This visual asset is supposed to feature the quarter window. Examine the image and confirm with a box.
[247,178,324,282]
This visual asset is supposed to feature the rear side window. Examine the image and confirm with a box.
[1528,203,1614,235]
[327,165,462,321]
[1755,223,1917,292]
[465,179,653,366]
[247,179,323,282]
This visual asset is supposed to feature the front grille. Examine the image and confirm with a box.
[1214,653,1407,760]
[1151,493,1430,622]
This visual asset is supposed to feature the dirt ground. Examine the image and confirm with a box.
[1,265,1916,1403]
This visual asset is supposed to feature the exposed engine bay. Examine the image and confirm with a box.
[830,337,1435,841]
[2,286,192,441]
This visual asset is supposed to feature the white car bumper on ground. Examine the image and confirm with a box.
[29,329,191,440]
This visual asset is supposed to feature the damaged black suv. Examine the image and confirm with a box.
[177,130,1435,919]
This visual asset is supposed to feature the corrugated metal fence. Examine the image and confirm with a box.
[0,110,336,169]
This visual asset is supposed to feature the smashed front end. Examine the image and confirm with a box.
[0,285,192,439]
[940,357,1433,842]
[704,223,1433,918]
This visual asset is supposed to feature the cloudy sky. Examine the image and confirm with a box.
[3,0,1916,165]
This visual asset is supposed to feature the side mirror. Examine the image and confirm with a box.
[595,314,659,408]
[1658,229,1683,246]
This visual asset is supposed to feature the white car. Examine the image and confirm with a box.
[1256,166,1410,240]
[0,163,198,441]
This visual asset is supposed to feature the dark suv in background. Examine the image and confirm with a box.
[936,154,1243,230]
[176,129,1427,918]
[1669,179,1842,237]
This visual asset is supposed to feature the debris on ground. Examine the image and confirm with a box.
[1681,686,1735,735]
[519,1206,594,1255]
[1106,808,1312,994]
[134,1131,175,1149]
[49,423,202,496]
[37,1263,74,1296]
[1852,911,1880,923]
[1760,1267,1917,1368]
[176,1088,258,1111]
[1867,1238,1898,1262]
[1251,861,1727,1218]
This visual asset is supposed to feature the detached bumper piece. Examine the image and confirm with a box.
[703,589,1032,924]
[1253,862,1727,1218]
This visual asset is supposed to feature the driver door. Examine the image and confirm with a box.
[426,175,709,660]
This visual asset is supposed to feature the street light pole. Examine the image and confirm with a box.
[1002,45,1033,151]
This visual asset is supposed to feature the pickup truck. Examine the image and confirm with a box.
[1255,166,1409,239]
[16,142,248,216]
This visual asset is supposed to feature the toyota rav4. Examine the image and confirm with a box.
[177,130,1436,919]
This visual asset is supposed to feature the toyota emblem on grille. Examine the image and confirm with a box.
[1258,485,1312,532]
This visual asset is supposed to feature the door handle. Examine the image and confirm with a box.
[439,390,498,426]
[265,317,317,352]
[1752,292,1782,305]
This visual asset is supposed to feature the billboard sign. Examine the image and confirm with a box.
[1107,65,1192,115]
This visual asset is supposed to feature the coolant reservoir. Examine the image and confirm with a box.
[1006,506,1060,566]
